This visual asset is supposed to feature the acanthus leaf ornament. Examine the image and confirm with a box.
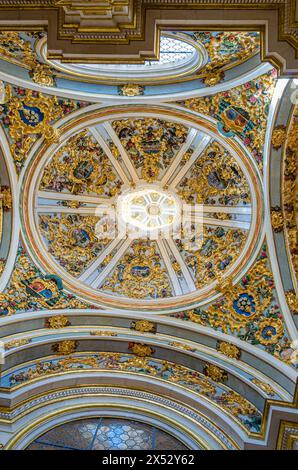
[52,340,78,355]
[130,320,156,334]
[271,125,287,149]
[216,341,241,360]
[128,342,155,357]
[271,206,284,232]
[119,84,144,97]
[45,315,71,329]
[203,364,227,382]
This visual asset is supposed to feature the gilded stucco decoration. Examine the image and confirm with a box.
[2,352,262,433]
[119,84,144,96]
[283,106,298,296]
[45,315,71,329]
[0,85,90,171]
[130,320,157,334]
[172,244,296,365]
[193,31,260,86]
[177,140,250,206]
[182,69,276,171]
[101,241,173,299]
[271,125,287,149]
[175,226,247,290]
[216,341,241,360]
[203,364,227,382]
[271,206,284,233]
[52,340,78,355]
[0,244,94,316]
[40,130,123,196]
[251,378,275,397]
[39,214,112,277]
[112,118,188,182]
[128,343,155,357]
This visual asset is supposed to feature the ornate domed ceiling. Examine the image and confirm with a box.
[24,113,256,309]
[0,19,297,451]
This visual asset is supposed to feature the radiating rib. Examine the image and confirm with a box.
[36,206,100,215]
[184,213,250,230]
[201,205,252,215]
[79,235,125,283]
[156,239,183,296]
[37,190,112,206]
[160,128,198,186]
[169,135,211,188]
[89,125,131,186]
[166,238,196,292]
[103,122,139,184]
[90,237,132,289]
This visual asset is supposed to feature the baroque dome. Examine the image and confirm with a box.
[23,110,259,310]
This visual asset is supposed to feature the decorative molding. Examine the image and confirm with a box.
[0,2,296,74]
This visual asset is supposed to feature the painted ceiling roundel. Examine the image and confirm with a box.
[23,111,260,309]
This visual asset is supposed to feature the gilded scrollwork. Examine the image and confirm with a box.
[0,86,90,171]
[5,352,262,433]
[112,118,188,182]
[176,226,247,290]
[101,241,173,299]
[193,32,260,86]
[216,341,241,360]
[283,106,298,295]
[40,131,123,196]
[172,244,295,364]
[0,244,94,316]
[130,320,156,334]
[177,140,250,206]
[39,213,111,277]
[182,70,276,171]
[204,364,227,382]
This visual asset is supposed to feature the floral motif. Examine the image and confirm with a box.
[0,244,94,315]
[172,244,294,363]
[101,241,173,299]
[216,341,241,360]
[182,70,276,171]
[204,364,227,382]
[119,84,144,96]
[52,340,78,355]
[4,352,262,432]
[232,293,256,317]
[112,118,188,182]
[0,86,90,171]
[40,130,122,196]
[271,125,287,149]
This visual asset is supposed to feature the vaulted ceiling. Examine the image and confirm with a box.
[0,9,297,450]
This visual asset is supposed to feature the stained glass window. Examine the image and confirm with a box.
[26,418,188,450]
